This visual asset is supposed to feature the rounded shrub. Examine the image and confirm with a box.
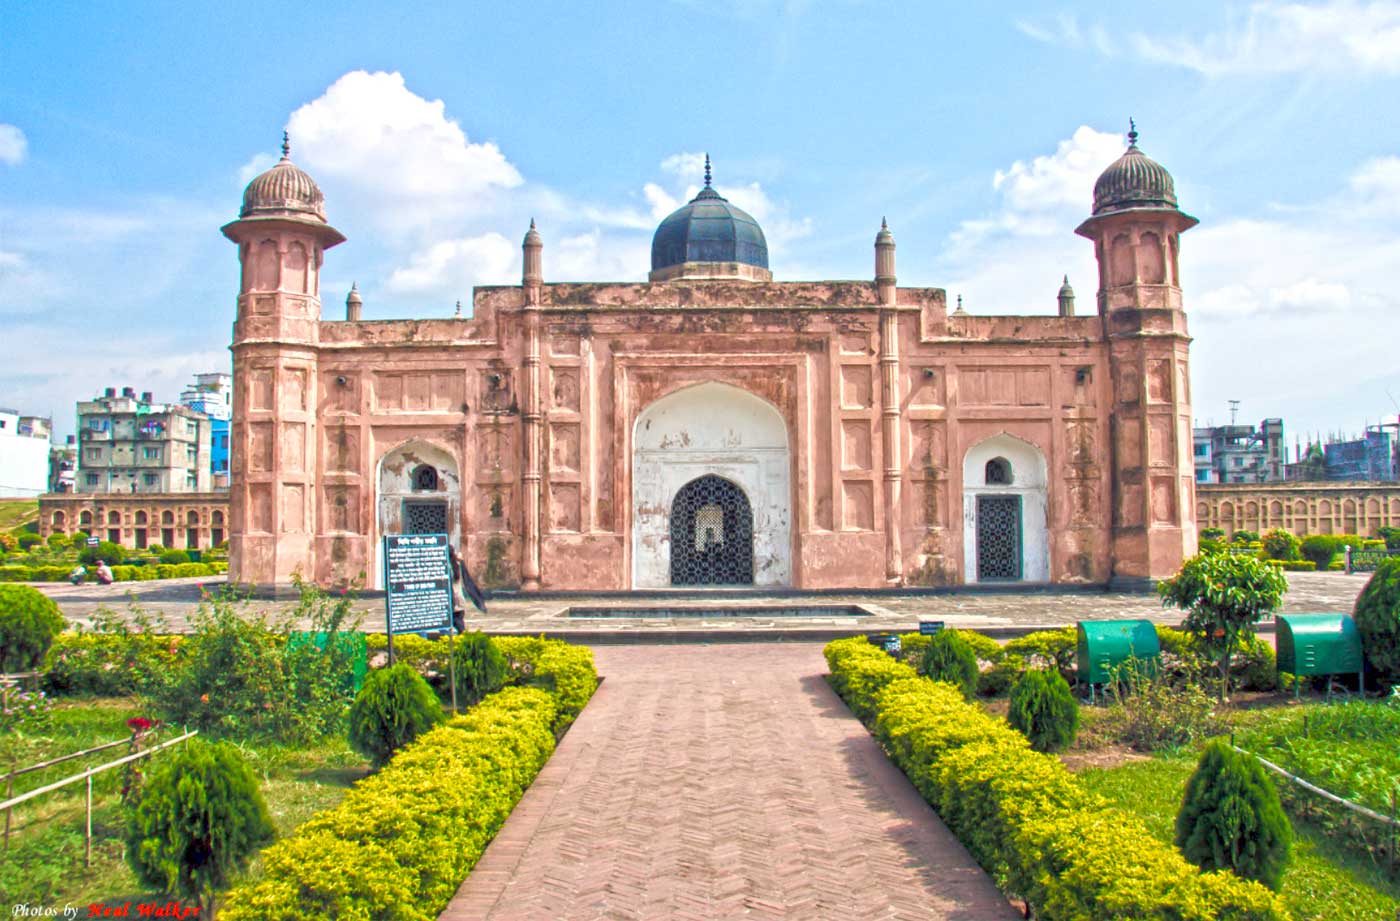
[348,663,444,768]
[1175,738,1291,890]
[1260,528,1300,562]
[452,631,509,707]
[1199,527,1226,541]
[45,532,68,548]
[1231,530,1261,545]
[919,630,979,700]
[17,533,41,551]
[1353,557,1400,688]
[79,540,125,565]
[0,584,64,671]
[1007,668,1079,752]
[159,548,191,564]
[126,738,274,911]
[1299,535,1338,570]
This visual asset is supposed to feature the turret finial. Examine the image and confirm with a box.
[881,216,888,230]
[529,217,536,230]
[704,153,712,188]
[454,300,463,319]
[281,131,290,159]
[1063,274,1069,284]
[1127,118,1138,147]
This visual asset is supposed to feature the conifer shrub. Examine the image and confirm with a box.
[1260,528,1301,561]
[1175,738,1292,890]
[349,663,444,768]
[126,738,274,913]
[451,630,509,707]
[0,584,64,670]
[1007,668,1079,752]
[1353,557,1400,688]
[1299,534,1339,569]
[919,629,978,700]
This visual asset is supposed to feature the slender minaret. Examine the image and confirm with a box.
[1076,121,1198,584]
[346,282,362,321]
[521,219,544,588]
[875,218,902,582]
[1057,275,1075,317]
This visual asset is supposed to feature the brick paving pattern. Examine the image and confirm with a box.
[439,644,1018,921]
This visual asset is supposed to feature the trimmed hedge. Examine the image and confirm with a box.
[1266,560,1316,572]
[824,638,1289,921]
[0,561,226,582]
[221,686,559,920]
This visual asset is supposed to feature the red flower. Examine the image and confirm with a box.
[127,716,155,731]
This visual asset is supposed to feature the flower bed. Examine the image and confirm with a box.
[824,637,1290,921]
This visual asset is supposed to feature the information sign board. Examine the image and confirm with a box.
[86,537,100,547]
[919,621,945,636]
[383,534,453,636]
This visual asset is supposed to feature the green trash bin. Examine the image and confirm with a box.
[287,631,368,693]
[1276,613,1363,697]
[187,549,202,563]
[1077,619,1160,695]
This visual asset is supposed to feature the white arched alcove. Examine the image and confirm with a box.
[961,434,1049,583]
[632,382,791,588]
[375,440,462,589]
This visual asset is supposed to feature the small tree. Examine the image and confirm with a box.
[0,584,64,671]
[1354,557,1400,689]
[1299,535,1338,570]
[68,530,90,550]
[919,630,979,700]
[1007,668,1079,752]
[1260,528,1300,562]
[348,663,443,767]
[452,631,509,707]
[126,739,274,913]
[1158,553,1287,700]
[1176,739,1291,890]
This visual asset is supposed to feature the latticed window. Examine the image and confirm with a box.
[412,464,439,492]
[669,476,753,586]
[985,457,1012,485]
[694,504,725,551]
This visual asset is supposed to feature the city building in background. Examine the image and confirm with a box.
[76,387,211,494]
[0,407,53,497]
[49,436,77,493]
[1192,418,1285,484]
[1287,423,1399,482]
[39,492,229,550]
[181,372,233,488]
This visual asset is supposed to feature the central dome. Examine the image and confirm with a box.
[649,156,770,282]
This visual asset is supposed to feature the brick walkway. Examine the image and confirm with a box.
[439,644,1017,921]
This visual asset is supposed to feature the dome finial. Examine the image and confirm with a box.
[281,131,290,159]
[704,153,712,188]
[1127,118,1138,148]
[881,216,888,230]
[529,217,536,230]
[454,299,463,318]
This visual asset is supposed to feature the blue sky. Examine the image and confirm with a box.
[3,1,1399,449]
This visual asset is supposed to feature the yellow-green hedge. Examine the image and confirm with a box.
[824,638,1290,921]
[221,686,559,921]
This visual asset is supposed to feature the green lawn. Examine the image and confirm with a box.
[0,697,368,906]
[1078,752,1400,921]
[0,497,39,534]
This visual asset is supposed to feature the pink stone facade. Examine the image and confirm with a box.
[225,140,1198,591]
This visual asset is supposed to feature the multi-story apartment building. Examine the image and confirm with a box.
[1192,418,1285,484]
[76,387,211,493]
[180,372,232,488]
[0,407,53,497]
[49,436,77,493]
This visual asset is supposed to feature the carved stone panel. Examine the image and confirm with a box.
[1146,359,1172,404]
[549,483,581,533]
[1117,418,1143,469]
[840,365,873,409]
[549,422,581,473]
[281,484,305,533]
[248,422,274,472]
[841,420,872,471]
[843,480,875,531]
[248,483,273,533]
[248,368,274,412]
[1151,476,1177,524]
[281,423,306,474]
[325,426,360,475]
[551,368,581,413]
[910,421,947,468]
[1148,415,1174,466]
[282,368,307,412]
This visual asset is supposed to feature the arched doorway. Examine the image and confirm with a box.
[632,382,790,588]
[669,475,754,585]
[375,441,461,588]
[962,434,1049,583]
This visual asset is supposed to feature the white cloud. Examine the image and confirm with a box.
[0,125,26,166]
[1020,2,1400,76]
[991,127,1126,215]
[384,232,517,297]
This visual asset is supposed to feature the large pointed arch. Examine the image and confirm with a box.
[961,433,1050,583]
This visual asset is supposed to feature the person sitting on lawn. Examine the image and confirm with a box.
[94,559,114,585]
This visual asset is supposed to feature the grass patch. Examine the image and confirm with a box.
[1079,751,1400,921]
[0,697,368,906]
[0,497,39,534]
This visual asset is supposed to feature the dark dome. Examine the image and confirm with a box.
[240,135,327,222]
[1092,127,1177,216]
[651,163,768,274]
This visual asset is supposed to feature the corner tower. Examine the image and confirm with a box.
[222,134,344,587]
[1076,122,1197,585]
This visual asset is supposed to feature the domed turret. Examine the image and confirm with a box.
[649,155,771,282]
[1091,121,1178,216]
[240,133,329,222]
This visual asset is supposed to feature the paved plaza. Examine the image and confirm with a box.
[440,644,1018,921]
[39,571,1367,640]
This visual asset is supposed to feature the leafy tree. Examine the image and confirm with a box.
[348,663,443,767]
[1176,739,1291,890]
[1260,528,1300,562]
[0,584,64,671]
[1378,526,1400,551]
[126,739,274,913]
[919,630,979,700]
[1007,668,1079,752]
[1353,557,1400,688]
[1158,553,1287,700]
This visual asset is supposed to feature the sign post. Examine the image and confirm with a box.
[382,534,454,672]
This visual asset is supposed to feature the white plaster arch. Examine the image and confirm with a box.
[632,382,791,588]
[374,439,462,589]
[962,433,1049,583]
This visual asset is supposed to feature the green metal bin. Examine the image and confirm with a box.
[1077,619,1160,688]
[1276,613,1363,695]
[287,631,369,693]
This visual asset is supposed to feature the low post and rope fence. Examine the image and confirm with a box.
[0,729,197,866]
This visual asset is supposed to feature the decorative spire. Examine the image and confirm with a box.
[281,131,290,159]
[1127,118,1138,148]
[704,153,712,188]
[454,300,463,319]
[881,216,888,230]
[529,217,536,230]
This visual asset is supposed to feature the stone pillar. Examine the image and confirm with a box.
[223,217,343,588]
[875,220,903,583]
[521,221,544,589]
[1076,209,1197,586]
